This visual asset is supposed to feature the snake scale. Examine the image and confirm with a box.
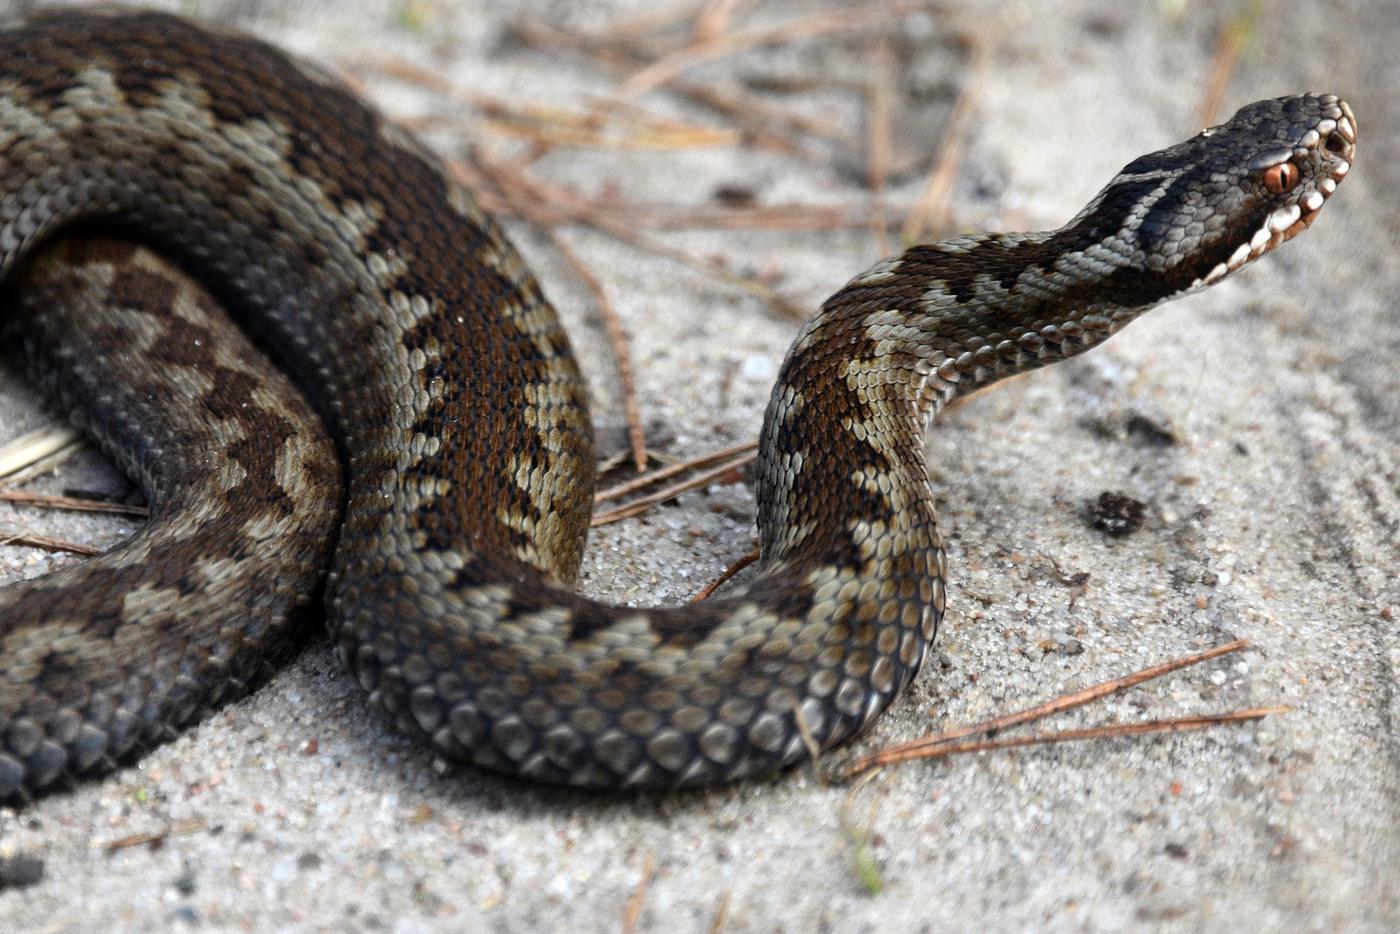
[0,10,1355,796]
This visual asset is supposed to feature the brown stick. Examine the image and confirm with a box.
[847,707,1287,773]
[708,891,732,934]
[591,452,752,526]
[545,230,649,472]
[463,160,908,230]
[1,530,104,557]
[620,1,948,96]
[845,638,1251,774]
[901,21,1001,242]
[0,488,148,518]
[671,78,838,152]
[595,440,757,503]
[456,150,808,319]
[103,819,205,853]
[622,851,656,934]
[1196,5,1256,127]
[690,547,758,602]
[511,21,837,151]
[866,34,898,255]
[608,2,711,43]
[693,0,752,41]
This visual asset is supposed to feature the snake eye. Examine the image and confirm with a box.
[1263,162,1300,195]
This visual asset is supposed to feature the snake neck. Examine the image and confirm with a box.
[754,229,1167,569]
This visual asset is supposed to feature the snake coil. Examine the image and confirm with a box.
[0,11,1355,795]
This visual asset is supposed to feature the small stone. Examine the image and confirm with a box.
[1089,491,1147,536]
[0,854,44,891]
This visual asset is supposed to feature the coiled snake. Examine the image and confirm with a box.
[0,11,1355,795]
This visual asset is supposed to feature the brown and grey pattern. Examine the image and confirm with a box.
[0,235,340,794]
[0,11,1356,795]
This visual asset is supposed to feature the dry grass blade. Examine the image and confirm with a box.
[545,230,649,472]
[596,440,757,503]
[471,156,902,228]
[0,530,104,557]
[456,149,807,319]
[844,638,1253,775]
[103,818,205,854]
[355,57,739,152]
[0,424,83,480]
[510,18,667,68]
[620,1,948,97]
[708,891,732,934]
[690,547,758,602]
[591,451,752,526]
[866,34,897,254]
[0,489,148,518]
[1196,2,1259,126]
[511,22,835,154]
[900,19,1002,242]
[670,79,838,153]
[693,0,752,41]
[622,851,655,934]
[483,103,740,151]
[459,138,895,230]
[349,54,453,93]
[848,707,1288,771]
[608,1,711,42]
[616,201,910,232]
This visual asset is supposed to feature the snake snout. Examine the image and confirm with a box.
[1266,95,1355,253]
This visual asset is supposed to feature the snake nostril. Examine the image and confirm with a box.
[1325,132,1348,155]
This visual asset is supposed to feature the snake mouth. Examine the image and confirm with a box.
[1198,97,1354,289]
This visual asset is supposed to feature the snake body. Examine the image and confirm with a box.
[0,11,1355,796]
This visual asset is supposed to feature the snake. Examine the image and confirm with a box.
[0,10,1355,797]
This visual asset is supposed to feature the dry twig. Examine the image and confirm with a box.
[901,20,1002,242]
[511,21,836,154]
[545,230,649,471]
[844,638,1268,775]
[849,707,1286,773]
[1196,3,1258,127]
[620,1,948,97]
[693,0,752,42]
[456,148,807,319]
[596,440,757,503]
[103,819,205,854]
[690,547,758,602]
[866,34,898,254]
[0,489,148,518]
[708,891,732,934]
[591,451,752,526]
[1,530,103,557]
[355,56,740,152]
[622,851,656,934]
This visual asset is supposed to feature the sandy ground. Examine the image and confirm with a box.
[0,0,1396,930]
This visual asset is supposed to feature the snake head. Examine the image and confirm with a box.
[1080,93,1355,296]
[1189,93,1355,287]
